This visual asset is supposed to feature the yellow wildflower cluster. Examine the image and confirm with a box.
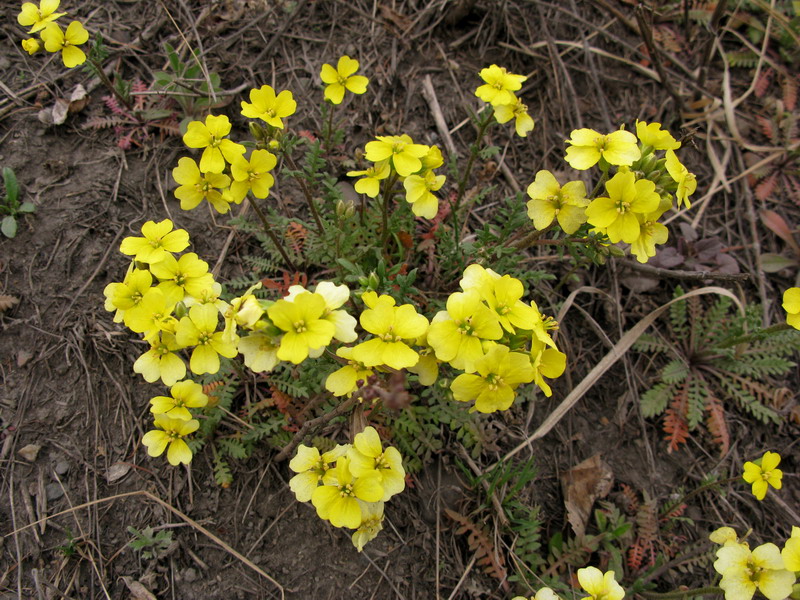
[710,526,798,600]
[16,0,87,67]
[527,121,697,263]
[104,220,363,465]
[428,264,565,413]
[348,135,447,219]
[475,64,535,137]
[289,426,404,551]
[513,567,624,600]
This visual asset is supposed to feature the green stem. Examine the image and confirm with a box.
[88,57,133,111]
[323,102,335,153]
[717,322,793,348]
[640,586,722,599]
[283,153,324,235]
[246,196,297,271]
[673,476,740,507]
[452,107,494,250]
[381,172,399,254]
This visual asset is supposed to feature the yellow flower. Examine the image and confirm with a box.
[665,149,696,209]
[635,120,680,150]
[142,415,199,466]
[577,567,625,600]
[267,292,336,364]
[782,526,800,572]
[311,456,383,529]
[18,0,65,33]
[150,380,208,421]
[494,97,535,137]
[119,219,190,265]
[133,332,186,386]
[351,294,429,369]
[714,542,795,600]
[172,157,231,213]
[325,347,373,397]
[742,451,783,501]
[565,128,641,170]
[710,526,742,547]
[285,282,357,345]
[150,252,215,305]
[427,290,502,372]
[531,338,566,397]
[585,170,661,244]
[351,501,384,552]
[630,210,669,264]
[104,267,153,320]
[514,589,562,600]
[21,38,40,54]
[320,55,369,104]
[237,331,281,373]
[240,85,296,128]
[124,287,177,338]
[182,115,245,174]
[347,161,390,198]
[526,170,588,234]
[229,149,276,202]
[364,135,430,177]
[784,287,800,330]
[175,303,238,374]
[403,170,445,219]
[475,64,526,106]
[40,21,88,68]
[451,344,535,413]
[289,444,349,502]
[347,427,405,502]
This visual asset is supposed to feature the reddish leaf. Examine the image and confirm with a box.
[705,392,730,456]
[784,76,798,112]
[760,209,800,254]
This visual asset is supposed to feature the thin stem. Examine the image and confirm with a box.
[640,587,722,599]
[88,57,133,111]
[381,172,399,253]
[717,322,793,348]
[323,102,335,153]
[283,153,325,234]
[452,107,494,250]
[246,196,297,271]
[274,394,359,461]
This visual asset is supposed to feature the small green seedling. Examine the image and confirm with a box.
[127,525,173,560]
[1,167,35,238]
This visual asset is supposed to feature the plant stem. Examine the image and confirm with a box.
[718,322,794,348]
[640,587,722,599]
[274,394,359,461]
[88,57,133,111]
[246,196,297,271]
[283,153,325,234]
[381,172,399,254]
[323,102,334,153]
[452,107,494,250]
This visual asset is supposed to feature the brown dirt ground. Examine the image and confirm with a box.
[1,0,799,599]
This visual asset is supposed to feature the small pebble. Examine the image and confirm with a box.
[18,444,41,462]
[54,461,70,476]
[45,483,64,501]
[182,568,198,583]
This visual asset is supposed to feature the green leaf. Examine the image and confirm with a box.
[3,167,19,204]
[17,202,35,214]
[165,42,181,74]
[1,216,17,238]
[640,382,673,418]
[661,359,689,384]
[760,253,798,272]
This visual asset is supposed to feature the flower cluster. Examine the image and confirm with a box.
[289,427,404,551]
[173,82,300,214]
[348,134,447,219]
[527,121,697,263]
[475,64,535,137]
[710,526,798,600]
[16,0,88,67]
[428,265,565,413]
[104,220,361,465]
[512,567,624,600]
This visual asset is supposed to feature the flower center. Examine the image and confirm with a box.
[293,320,307,333]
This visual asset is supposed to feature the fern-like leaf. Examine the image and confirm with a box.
[664,382,690,452]
[704,391,730,455]
[446,509,509,591]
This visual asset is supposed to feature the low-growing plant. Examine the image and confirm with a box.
[1,167,35,238]
[127,525,173,561]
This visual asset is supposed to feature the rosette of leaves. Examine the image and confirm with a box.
[635,287,800,454]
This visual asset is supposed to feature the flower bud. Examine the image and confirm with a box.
[174,301,188,320]
[336,199,355,219]
[607,245,626,258]
[21,38,40,55]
